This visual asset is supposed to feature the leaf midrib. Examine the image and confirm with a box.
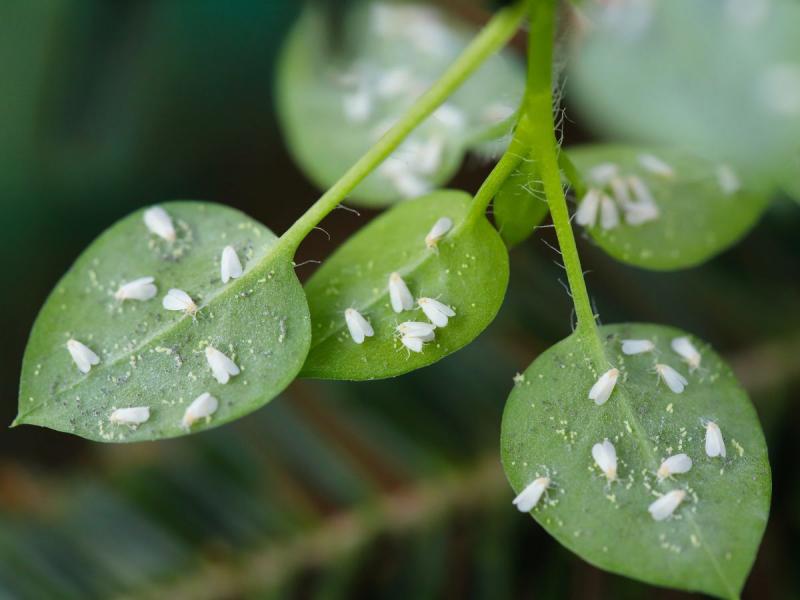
[584,331,739,599]
[23,239,292,409]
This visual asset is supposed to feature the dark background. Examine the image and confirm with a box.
[1,2,798,598]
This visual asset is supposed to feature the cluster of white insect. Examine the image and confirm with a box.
[344,217,456,352]
[64,206,249,432]
[512,334,728,518]
[576,154,745,230]
[575,157,664,230]
[606,334,701,398]
[330,3,518,200]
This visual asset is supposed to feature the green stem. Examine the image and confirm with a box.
[280,1,527,253]
[465,133,528,226]
[523,0,600,345]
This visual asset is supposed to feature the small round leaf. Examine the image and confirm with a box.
[276,1,524,207]
[301,190,508,380]
[568,145,770,270]
[501,323,770,598]
[16,202,311,442]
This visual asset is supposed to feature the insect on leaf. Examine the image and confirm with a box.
[301,190,508,380]
[501,323,771,599]
[276,1,525,207]
[16,202,311,442]
[493,157,550,248]
[567,144,770,270]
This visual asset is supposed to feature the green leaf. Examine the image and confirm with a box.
[783,153,800,202]
[569,0,800,185]
[501,323,771,599]
[16,202,311,442]
[276,1,525,207]
[301,190,508,380]
[567,144,770,270]
[493,158,549,248]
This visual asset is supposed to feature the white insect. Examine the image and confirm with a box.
[418,297,455,328]
[396,321,436,341]
[416,137,446,175]
[481,102,515,124]
[592,439,618,481]
[575,189,601,227]
[388,272,415,313]
[627,175,657,206]
[344,308,374,344]
[638,153,675,178]
[401,335,425,353]
[143,206,176,242]
[66,339,100,374]
[512,477,550,512]
[624,176,660,225]
[425,216,453,249]
[599,194,620,230]
[375,67,413,98]
[655,363,688,394]
[715,164,741,195]
[182,392,219,429]
[588,162,619,185]
[114,277,157,302]
[657,453,693,480]
[704,420,727,458]
[609,176,632,207]
[648,489,686,521]
[162,288,198,315]
[220,245,243,284]
[394,172,431,199]
[205,346,240,384]
[433,104,467,130]
[624,200,661,226]
[342,87,372,123]
[621,339,655,355]
[380,159,431,198]
[110,406,150,426]
[671,336,701,371]
[588,368,619,406]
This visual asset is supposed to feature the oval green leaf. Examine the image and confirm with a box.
[501,323,771,598]
[567,145,770,270]
[276,1,525,207]
[570,0,800,185]
[16,202,311,442]
[493,158,549,248]
[301,190,508,380]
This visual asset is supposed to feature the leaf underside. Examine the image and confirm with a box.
[493,157,549,248]
[568,144,770,270]
[501,323,771,599]
[276,1,525,207]
[17,202,311,442]
[301,190,509,380]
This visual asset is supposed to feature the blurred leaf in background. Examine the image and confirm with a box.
[569,0,800,189]
[1,1,800,599]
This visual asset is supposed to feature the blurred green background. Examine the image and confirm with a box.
[1,1,799,598]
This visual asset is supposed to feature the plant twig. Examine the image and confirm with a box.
[280,1,528,254]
